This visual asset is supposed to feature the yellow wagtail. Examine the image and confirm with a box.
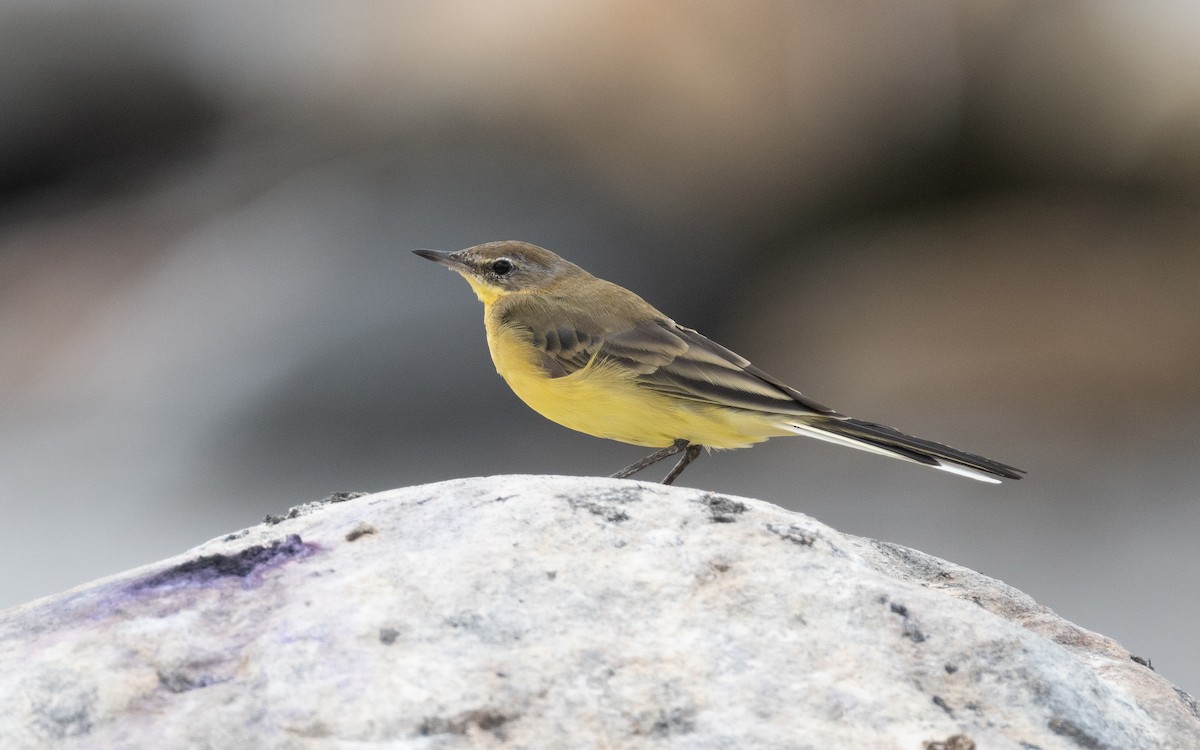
[414,241,1024,486]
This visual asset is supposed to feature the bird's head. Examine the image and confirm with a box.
[413,241,586,304]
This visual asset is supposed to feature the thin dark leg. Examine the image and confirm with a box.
[611,438,688,479]
[661,443,702,485]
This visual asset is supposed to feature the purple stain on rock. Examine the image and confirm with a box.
[132,535,316,591]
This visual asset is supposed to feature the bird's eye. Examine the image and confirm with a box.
[491,258,514,276]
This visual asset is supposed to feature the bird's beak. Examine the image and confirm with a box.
[412,248,468,271]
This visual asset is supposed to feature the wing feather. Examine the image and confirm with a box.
[636,324,838,417]
[500,292,835,418]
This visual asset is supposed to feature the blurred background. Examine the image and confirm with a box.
[2,1,1198,694]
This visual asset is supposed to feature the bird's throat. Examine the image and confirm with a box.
[463,275,508,306]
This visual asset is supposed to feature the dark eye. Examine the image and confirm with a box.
[491,258,514,276]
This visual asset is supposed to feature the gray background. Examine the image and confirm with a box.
[2,2,1198,695]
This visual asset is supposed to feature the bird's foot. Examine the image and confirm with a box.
[611,439,703,485]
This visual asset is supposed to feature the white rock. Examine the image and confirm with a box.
[1,476,1196,749]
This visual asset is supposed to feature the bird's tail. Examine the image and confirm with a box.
[784,417,1024,484]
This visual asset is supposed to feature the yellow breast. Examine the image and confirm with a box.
[482,309,789,450]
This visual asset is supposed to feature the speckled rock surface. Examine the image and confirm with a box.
[1,476,1196,749]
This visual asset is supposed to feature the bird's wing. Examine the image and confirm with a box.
[614,320,840,418]
[504,294,837,418]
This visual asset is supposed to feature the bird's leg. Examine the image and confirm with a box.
[660,443,702,485]
[610,439,688,479]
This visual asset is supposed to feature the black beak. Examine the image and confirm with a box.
[412,248,467,270]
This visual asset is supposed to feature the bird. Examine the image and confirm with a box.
[413,241,1023,486]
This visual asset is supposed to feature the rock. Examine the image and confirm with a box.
[1,476,1196,749]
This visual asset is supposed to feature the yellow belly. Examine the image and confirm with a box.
[484,318,790,450]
